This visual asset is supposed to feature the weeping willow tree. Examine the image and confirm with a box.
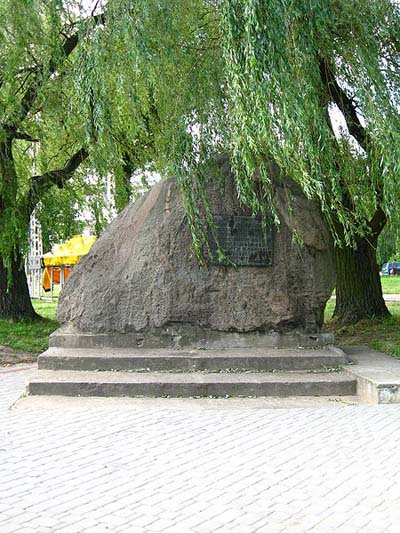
[1,0,399,323]
[0,0,160,319]
[215,0,400,323]
[102,0,400,324]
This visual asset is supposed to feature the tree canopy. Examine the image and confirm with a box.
[0,0,156,265]
[66,0,399,254]
[1,0,399,321]
[0,0,153,316]
[218,0,400,242]
[100,0,399,322]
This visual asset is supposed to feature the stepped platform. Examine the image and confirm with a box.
[27,369,356,398]
[24,346,357,399]
[38,346,346,372]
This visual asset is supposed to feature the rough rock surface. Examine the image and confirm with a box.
[57,159,334,345]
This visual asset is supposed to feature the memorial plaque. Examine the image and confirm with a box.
[208,215,272,266]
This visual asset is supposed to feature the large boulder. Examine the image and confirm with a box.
[56,159,334,349]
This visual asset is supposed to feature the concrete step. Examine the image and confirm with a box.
[38,346,347,372]
[27,370,357,398]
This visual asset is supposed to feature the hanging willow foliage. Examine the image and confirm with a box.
[0,0,158,275]
[0,0,399,274]
[218,0,400,245]
[88,0,400,256]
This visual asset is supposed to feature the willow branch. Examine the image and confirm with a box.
[319,59,386,232]
[319,58,368,151]
[7,13,105,131]
[3,125,38,142]
[27,147,88,212]
[369,206,387,238]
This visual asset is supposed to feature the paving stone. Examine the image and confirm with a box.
[1,365,400,532]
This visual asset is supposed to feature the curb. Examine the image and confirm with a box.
[341,346,400,404]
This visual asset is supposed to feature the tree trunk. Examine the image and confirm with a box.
[0,137,38,320]
[333,235,389,323]
[0,252,39,320]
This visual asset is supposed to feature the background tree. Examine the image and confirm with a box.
[0,0,156,319]
[36,170,114,250]
[37,186,87,253]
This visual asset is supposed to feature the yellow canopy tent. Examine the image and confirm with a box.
[42,235,96,293]
[43,235,96,267]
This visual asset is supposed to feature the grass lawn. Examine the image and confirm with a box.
[33,298,58,321]
[0,298,58,354]
[379,275,400,294]
[325,300,400,360]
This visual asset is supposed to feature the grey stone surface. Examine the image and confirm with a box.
[16,394,362,410]
[28,343,351,399]
[27,369,356,398]
[57,157,334,348]
[49,324,334,350]
[38,345,347,372]
[343,345,400,403]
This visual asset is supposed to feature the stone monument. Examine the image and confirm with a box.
[53,156,335,350]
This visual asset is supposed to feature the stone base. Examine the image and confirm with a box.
[26,330,354,400]
[343,345,400,404]
[50,324,334,350]
[39,346,347,372]
[26,369,356,398]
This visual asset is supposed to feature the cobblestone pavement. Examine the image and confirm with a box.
[1,365,400,533]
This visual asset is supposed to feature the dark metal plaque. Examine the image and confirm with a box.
[208,215,272,266]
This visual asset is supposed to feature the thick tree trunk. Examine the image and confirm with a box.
[0,138,38,320]
[0,252,39,320]
[333,235,389,323]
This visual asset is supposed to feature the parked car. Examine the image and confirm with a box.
[381,261,400,275]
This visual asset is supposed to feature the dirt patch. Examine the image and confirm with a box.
[0,345,38,366]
